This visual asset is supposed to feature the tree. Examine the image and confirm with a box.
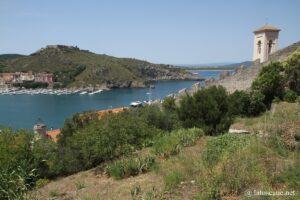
[162,96,176,112]
[251,62,285,107]
[284,48,300,95]
[228,90,251,117]
[177,86,233,135]
[248,90,266,116]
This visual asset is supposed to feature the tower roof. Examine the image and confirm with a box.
[254,24,281,33]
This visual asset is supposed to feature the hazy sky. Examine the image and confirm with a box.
[0,0,299,64]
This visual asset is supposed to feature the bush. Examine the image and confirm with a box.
[284,48,300,94]
[105,156,156,179]
[177,86,233,135]
[0,129,39,200]
[284,90,298,103]
[162,96,176,112]
[153,128,203,158]
[202,134,251,167]
[136,105,180,131]
[0,167,37,200]
[35,178,49,189]
[153,134,182,158]
[248,90,266,116]
[228,90,251,117]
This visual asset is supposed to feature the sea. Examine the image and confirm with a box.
[0,70,232,130]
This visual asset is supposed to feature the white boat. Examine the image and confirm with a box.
[130,101,142,107]
[88,89,103,95]
[79,91,88,95]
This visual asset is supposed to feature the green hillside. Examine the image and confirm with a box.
[1,45,197,88]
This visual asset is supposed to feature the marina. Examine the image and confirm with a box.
[0,70,224,130]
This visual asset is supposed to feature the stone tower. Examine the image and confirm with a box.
[33,118,47,140]
[253,24,280,63]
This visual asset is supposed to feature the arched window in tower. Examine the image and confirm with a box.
[257,40,261,54]
[268,40,273,54]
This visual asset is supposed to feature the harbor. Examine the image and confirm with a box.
[0,70,222,130]
[0,88,105,95]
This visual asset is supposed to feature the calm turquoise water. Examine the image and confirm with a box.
[0,70,225,130]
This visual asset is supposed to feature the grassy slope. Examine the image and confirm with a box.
[33,102,300,200]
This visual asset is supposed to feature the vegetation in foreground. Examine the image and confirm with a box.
[0,49,299,199]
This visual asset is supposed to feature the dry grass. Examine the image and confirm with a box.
[32,138,207,200]
[33,169,163,200]
[231,102,300,148]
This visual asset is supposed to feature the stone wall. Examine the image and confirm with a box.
[206,41,300,93]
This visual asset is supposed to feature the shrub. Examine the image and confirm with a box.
[202,134,251,167]
[0,129,38,200]
[177,86,233,135]
[228,90,251,117]
[248,90,266,116]
[0,167,37,200]
[136,105,180,131]
[164,171,184,190]
[162,96,176,112]
[55,111,160,175]
[284,48,300,94]
[153,134,182,158]
[35,178,49,189]
[284,90,298,103]
[105,156,156,179]
[153,128,203,158]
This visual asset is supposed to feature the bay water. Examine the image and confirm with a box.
[0,70,228,130]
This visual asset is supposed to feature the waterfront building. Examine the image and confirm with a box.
[34,72,53,83]
[253,24,280,63]
[0,73,14,83]
[20,72,35,82]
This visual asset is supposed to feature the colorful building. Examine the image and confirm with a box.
[34,72,53,83]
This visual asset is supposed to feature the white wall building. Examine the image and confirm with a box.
[253,24,280,63]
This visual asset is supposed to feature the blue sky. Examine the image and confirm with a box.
[0,0,299,64]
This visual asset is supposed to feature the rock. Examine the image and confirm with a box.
[235,65,245,74]
[219,70,231,80]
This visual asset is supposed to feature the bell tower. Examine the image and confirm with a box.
[253,24,280,63]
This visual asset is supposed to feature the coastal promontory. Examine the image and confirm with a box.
[0,45,199,88]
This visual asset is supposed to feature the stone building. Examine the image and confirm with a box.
[253,24,280,63]
[33,122,47,140]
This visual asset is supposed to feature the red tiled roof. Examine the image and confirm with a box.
[46,129,61,142]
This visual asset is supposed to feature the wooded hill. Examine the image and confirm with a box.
[0,45,198,88]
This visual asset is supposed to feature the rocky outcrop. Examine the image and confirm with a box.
[206,41,300,93]
[139,65,200,81]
